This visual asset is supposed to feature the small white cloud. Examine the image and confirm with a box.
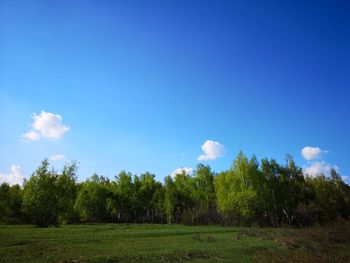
[0,165,25,186]
[170,167,193,178]
[303,161,337,177]
[22,130,40,141]
[49,154,66,161]
[301,146,324,160]
[22,111,70,141]
[197,140,224,161]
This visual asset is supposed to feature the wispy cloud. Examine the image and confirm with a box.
[22,130,40,141]
[49,154,66,161]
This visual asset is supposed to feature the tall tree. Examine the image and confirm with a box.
[164,175,175,224]
[56,162,78,223]
[192,164,215,224]
[22,160,59,227]
[0,183,23,223]
[74,174,109,223]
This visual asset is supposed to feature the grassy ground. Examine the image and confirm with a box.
[0,223,349,263]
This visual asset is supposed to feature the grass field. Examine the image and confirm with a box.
[0,223,349,263]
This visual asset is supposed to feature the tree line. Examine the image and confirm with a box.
[1,152,349,227]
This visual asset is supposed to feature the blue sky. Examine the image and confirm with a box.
[1,0,349,184]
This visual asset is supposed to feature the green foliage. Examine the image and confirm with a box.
[74,174,109,222]
[215,152,260,223]
[164,175,176,224]
[192,164,215,212]
[56,162,79,223]
[22,160,60,227]
[0,183,23,223]
[21,160,79,227]
[2,151,350,227]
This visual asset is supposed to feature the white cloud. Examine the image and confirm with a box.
[170,167,193,178]
[0,165,25,186]
[22,130,40,141]
[342,176,349,182]
[301,146,324,160]
[22,111,70,141]
[197,140,224,161]
[303,161,337,177]
[49,154,66,161]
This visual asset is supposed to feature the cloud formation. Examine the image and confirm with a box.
[170,167,193,178]
[197,140,224,161]
[301,146,324,160]
[0,165,25,186]
[22,111,70,141]
[49,154,66,161]
[303,161,337,177]
[22,130,41,141]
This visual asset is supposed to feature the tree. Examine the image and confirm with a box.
[3,152,350,227]
[260,159,280,226]
[0,183,23,223]
[278,155,305,226]
[173,171,195,224]
[164,175,176,224]
[115,171,134,222]
[215,152,258,225]
[215,170,234,218]
[22,160,60,227]
[192,164,215,224]
[230,152,258,223]
[135,172,162,222]
[56,162,78,223]
[74,174,109,222]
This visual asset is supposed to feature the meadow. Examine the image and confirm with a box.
[1,223,350,263]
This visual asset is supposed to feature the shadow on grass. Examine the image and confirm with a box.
[253,219,350,263]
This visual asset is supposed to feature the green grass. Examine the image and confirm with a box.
[0,223,349,263]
